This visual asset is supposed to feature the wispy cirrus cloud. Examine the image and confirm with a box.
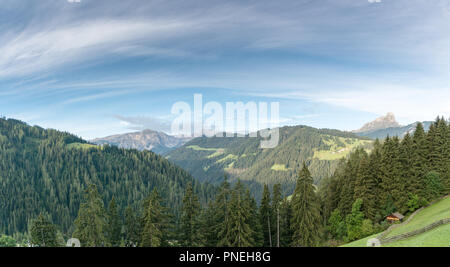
[2,0,450,138]
[0,19,197,78]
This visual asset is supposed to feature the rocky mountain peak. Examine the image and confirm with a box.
[353,112,401,133]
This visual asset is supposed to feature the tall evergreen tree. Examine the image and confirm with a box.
[290,163,322,247]
[279,196,293,247]
[412,123,429,197]
[106,197,122,247]
[380,137,403,211]
[272,183,282,247]
[338,149,364,215]
[201,201,218,247]
[259,184,272,247]
[30,214,58,247]
[180,182,204,247]
[225,181,255,247]
[73,184,108,247]
[124,205,140,247]
[244,188,263,247]
[215,176,232,247]
[140,189,171,247]
[427,117,449,193]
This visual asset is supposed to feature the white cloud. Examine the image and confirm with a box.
[0,19,197,78]
[269,85,450,124]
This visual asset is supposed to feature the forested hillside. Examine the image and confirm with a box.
[319,118,449,244]
[166,125,373,197]
[0,118,215,236]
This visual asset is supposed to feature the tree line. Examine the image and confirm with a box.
[319,118,449,243]
[6,161,323,247]
[0,118,216,235]
[1,117,448,247]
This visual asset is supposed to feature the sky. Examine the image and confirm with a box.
[1,0,450,139]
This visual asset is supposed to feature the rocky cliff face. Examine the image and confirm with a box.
[353,112,401,133]
[91,129,191,154]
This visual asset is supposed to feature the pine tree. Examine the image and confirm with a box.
[180,182,204,246]
[215,176,232,246]
[412,123,429,197]
[225,181,255,247]
[259,184,272,247]
[140,189,170,247]
[445,118,450,193]
[290,163,322,247]
[279,196,293,247]
[272,183,282,247]
[367,139,383,221]
[106,197,122,247]
[353,150,377,221]
[338,149,364,215]
[30,214,58,247]
[73,184,108,247]
[201,201,218,247]
[320,158,347,222]
[396,133,414,213]
[428,118,449,193]
[244,188,263,246]
[380,137,403,211]
[124,205,140,247]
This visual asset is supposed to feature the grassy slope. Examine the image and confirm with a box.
[386,197,450,237]
[313,136,372,160]
[343,197,450,247]
[341,234,378,247]
[167,126,373,193]
[384,224,450,247]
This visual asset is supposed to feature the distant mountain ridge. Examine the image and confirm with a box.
[352,112,401,133]
[166,125,373,198]
[355,121,433,139]
[91,129,191,154]
[351,112,434,139]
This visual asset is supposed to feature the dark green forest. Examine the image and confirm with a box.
[0,118,216,236]
[319,118,450,243]
[167,125,373,198]
[0,117,448,247]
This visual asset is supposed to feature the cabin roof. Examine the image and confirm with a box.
[387,212,405,220]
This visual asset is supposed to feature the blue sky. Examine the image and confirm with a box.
[1,0,450,139]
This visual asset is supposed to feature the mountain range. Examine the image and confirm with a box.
[166,126,373,197]
[352,112,401,133]
[88,113,434,197]
[91,129,191,154]
[352,113,433,139]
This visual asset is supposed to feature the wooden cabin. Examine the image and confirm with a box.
[386,212,405,223]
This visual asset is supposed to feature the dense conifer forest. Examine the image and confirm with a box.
[319,118,450,243]
[0,118,216,236]
[167,125,373,198]
[0,117,448,247]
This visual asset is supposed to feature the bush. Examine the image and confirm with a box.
[327,209,346,240]
[346,199,365,241]
[361,219,374,237]
[0,234,16,247]
[407,194,420,212]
